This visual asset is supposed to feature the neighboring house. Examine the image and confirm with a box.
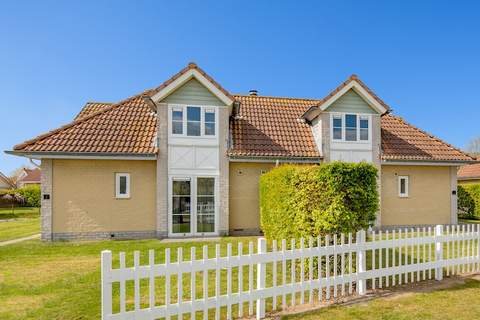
[0,171,15,189]
[16,168,41,188]
[6,63,476,241]
[458,163,480,184]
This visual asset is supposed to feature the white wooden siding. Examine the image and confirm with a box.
[162,78,225,106]
[327,89,378,114]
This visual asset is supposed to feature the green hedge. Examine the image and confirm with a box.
[15,185,41,207]
[458,184,480,218]
[259,162,379,241]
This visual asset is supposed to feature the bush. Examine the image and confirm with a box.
[259,162,379,241]
[15,185,41,207]
[458,184,480,218]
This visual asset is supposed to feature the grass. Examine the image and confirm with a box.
[0,218,40,242]
[0,207,40,242]
[1,233,480,320]
[459,217,480,224]
[283,278,480,320]
[0,206,40,220]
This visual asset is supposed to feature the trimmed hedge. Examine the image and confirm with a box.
[259,162,379,240]
[15,185,41,207]
[458,184,480,218]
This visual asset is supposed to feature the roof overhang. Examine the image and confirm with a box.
[5,151,156,161]
[381,159,477,166]
[151,68,234,106]
[228,155,322,163]
[320,80,388,114]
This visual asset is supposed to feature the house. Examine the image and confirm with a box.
[16,167,41,188]
[6,63,476,241]
[0,171,15,190]
[458,163,480,184]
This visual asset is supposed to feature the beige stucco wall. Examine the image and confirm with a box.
[229,162,275,234]
[381,165,454,226]
[52,159,156,233]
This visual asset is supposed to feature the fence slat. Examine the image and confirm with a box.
[215,244,220,320]
[190,247,196,320]
[318,237,323,301]
[238,242,243,318]
[149,250,155,309]
[291,238,296,306]
[348,233,353,294]
[308,238,313,304]
[372,230,376,290]
[101,250,112,320]
[300,238,305,304]
[227,243,232,320]
[119,252,126,313]
[134,251,140,312]
[248,241,254,316]
[177,247,183,320]
[325,235,330,300]
[272,240,278,310]
[340,234,345,296]
[378,231,383,289]
[333,234,338,298]
[281,239,287,309]
[165,249,171,320]
[385,230,390,287]
[203,245,208,320]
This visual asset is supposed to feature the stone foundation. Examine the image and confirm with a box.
[51,230,157,241]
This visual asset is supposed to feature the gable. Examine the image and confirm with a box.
[325,89,378,114]
[161,78,225,106]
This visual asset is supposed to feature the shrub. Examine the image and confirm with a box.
[458,184,480,218]
[259,162,379,241]
[15,185,41,207]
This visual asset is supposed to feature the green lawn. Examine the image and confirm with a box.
[459,217,480,224]
[0,206,40,219]
[1,235,480,320]
[284,278,480,320]
[0,218,40,242]
[0,207,40,242]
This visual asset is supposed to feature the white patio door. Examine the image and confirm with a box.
[170,176,217,236]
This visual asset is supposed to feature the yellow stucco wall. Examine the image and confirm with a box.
[52,159,156,233]
[229,162,275,233]
[381,165,453,226]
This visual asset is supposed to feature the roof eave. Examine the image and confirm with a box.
[5,150,157,160]
[228,155,322,163]
[381,159,477,166]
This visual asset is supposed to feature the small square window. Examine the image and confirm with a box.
[116,173,130,199]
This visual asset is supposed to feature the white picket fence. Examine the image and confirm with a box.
[101,224,480,320]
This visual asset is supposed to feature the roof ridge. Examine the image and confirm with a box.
[85,101,113,105]
[385,113,475,161]
[14,91,152,151]
[233,94,320,102]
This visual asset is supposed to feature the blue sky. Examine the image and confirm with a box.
[1,1,479,174]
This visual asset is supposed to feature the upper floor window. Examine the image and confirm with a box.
[171,105,216,138]
[331,113,370,142]
[204,109,215,136]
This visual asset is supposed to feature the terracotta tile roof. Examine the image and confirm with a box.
[151,62,234,102]
[317,74,391,113]
[75,102,112,120]
[13,91,157,155]
[18,168,41,183]
[381,114,474,162]
[458,163,480,179]
[229,95,321,158]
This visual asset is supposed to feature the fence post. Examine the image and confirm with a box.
[101,250,112,320]
[356,230,366,295]
[256,238,267,319]
[435,225,444,281]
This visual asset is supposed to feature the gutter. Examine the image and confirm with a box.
[381,159,477,166]
[228,155,322,164]
[5,150,157,160]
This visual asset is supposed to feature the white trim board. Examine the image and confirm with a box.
[320,80,388,114]
[151,69,234,106]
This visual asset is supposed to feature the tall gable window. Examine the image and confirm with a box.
[333,115,342,140]
[398,176,409,197]
[115,173,130,199]
[187,106,201,136]
[172,108,183,134]
[345,114,357,141]
[204,109,215,136]
[360,116,369,141]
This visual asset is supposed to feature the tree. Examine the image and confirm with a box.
[9,166,29,184]
[466,137,480,157]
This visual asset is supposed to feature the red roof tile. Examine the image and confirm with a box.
[75,102,112,120]
[458,163,480,179]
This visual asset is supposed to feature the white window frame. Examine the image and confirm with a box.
[171,107,184,135]
[169,104,217,139]
[168,175,218,237]
[115,173,130,199]
[398,175,409,198]
[330,113,371,143]
[204,108,216,136]
[332,114,343,140]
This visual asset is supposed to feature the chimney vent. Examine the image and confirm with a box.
[249,89,258,96]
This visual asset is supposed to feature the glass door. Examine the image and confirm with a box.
[172,178,192,235]
[196,177,215,234]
